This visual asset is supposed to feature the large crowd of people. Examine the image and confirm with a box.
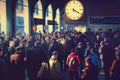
[0,30,120,80]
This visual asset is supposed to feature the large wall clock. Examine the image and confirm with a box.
[65,0,84,20]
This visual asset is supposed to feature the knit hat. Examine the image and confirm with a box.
[78,42,83,46]
[52,51,59,55]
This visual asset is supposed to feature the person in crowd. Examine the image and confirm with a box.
[13,37,19,47]
[0,47,8,80]
[66,49,81,80]
[102,40,116,80]
[27,35,34,47]
[63,35,75,58]
[75,42,85,64]
[40,36,49,58]
[63,35,75,71]
[94,35,102,54]
[110,44,120,80]
[49,51,63,80]
[1,36,9,56]
[6,40,16,63]
[8,41,16,56]
[75,42,85,75]
[48,38,63,58]
[25,40,32,56]
[113,32,120,47]
[27,41,48,80]
[81,57,99,80]
[88,48,100,67]
[9,46,26,80]
[84,42,91,58]
[98,41,105,68]
[48,38,64,71]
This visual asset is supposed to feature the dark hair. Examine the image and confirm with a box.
[15,46,22,52]
[85,57,92,65]
[52,51,59,55]
[21,39,27,43]
[90,48,95,53]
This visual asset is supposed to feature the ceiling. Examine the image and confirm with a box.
[29,0,120,14]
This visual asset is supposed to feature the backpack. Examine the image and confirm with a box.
[37,62,49,79]
[69,56,78,68]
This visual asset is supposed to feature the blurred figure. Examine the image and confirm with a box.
[98,41,105,68]
[81,57,99,80]
[102,41,116,80]
[48,38,64,71]
[88,48,100,67]
[84,42,91,58]
[10,46,26,80]
[27,41,47,80]
[66,49,81,80]
[75,42,85,75]
[49,51,63,80]
[110,44,120,80]
[0,47,8,80]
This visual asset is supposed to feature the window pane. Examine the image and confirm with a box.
[34,4,38,15]
[16,0,23,13]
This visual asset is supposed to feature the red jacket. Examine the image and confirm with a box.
[66,52,81,72]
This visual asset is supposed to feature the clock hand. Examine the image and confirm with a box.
[73,8,80,14]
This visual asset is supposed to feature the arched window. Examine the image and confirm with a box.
[0,0,6,34]
[55,8,60,31]
[33,0,43,33]
[16,0,29,36]
[45,4,53,33]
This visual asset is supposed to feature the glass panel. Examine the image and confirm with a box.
[16,0,23,13]
[16,16,24,36]
[34,4,39,15]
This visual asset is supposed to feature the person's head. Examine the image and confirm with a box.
[96,35,100,40]
[21,39,27,46]
[9,41,15,47]
[42,36,45,41]
[85,57,92,66]
[15,46,22,53]
[51,38,56,43]
[78,42,83,48]
[34,41,40,47]
[52,51,59,58]
[90,48,95,54]
[104,40,109,45]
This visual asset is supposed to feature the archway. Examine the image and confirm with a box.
[45,4,53,33]
[55,8,60,31]
[16,0,29,36]
[33,0,43,33]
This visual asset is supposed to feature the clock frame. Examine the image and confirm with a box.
[65,0,84,20]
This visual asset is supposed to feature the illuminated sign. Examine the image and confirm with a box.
[89,16,120,25]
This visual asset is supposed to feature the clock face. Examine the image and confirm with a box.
[65,0,84,20]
